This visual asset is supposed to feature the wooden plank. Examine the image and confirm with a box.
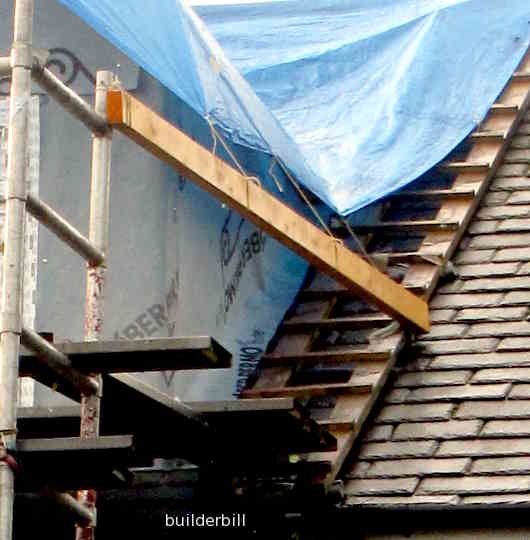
[386,189,476,200]
[317,417,355,430]
[20,337,231,374]
[440,161,490,172]
[283,314,392,332]
[261,348,391,367]
[351,220,460,233]
[106,89,429,333]
[491,103,519,112]
[469,130,506,141]
[241,382,372,399]
[187,398,295,413]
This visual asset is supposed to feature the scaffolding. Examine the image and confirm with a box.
[0,1,437,538]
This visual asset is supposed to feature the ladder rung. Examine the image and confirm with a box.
[513,72,530,80]
[386,189,476,200]
[440,161,491,173]
[241,382,372,399]
[370,252,443,264]
[490,103,519,113]
[282,314,392,332]
[261,349,392,366]
[26,193,104,266]
[352,220,460,233]
[469,130,506,141]
[299,281,423,300]
[317,417,355,430]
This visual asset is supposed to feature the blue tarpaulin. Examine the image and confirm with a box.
[52,0,530,398]
[58,0,530,215]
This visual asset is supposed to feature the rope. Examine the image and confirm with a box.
[267,157,284,193]
[204,115,379,271]
[340,217,377,268]
[207,117,261,187]
[275,158,336,239]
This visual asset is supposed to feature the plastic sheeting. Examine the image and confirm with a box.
[59,0,530,216]
[197,0,530,215]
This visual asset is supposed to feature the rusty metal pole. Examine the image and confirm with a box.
[0,2,33,540]
[75,71,113,540]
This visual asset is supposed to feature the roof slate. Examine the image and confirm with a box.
[345,109,530,507]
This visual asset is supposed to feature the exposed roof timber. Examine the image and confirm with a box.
[106,89,430,334]
[243,47,530,490]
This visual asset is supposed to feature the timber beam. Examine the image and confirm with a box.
[106,90,430,333]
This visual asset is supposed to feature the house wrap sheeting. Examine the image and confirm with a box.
[60,0,530,215]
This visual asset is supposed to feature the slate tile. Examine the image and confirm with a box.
[455,307,528,323]
[494,246,530,262]
[507,190,530,205]
[482,192,510,206]
[481,420,530,437]
[477,205,530,220]
[468,321,530,337]
[455,250,495,264]
[346,495,460,506]
[359,441,438,460]
[455,400,530,420]
[468,221,498,235]
[392,420,482,441]
[498,219,530,232]
[430,293,503,309]
[394,370,472,388]
[472,457,530,475]
[511,136,530,149]
[405,384,510,403]
[418,324,469,341]
[431,352,530,370]
[362,425,394,442]
[430,309,457,323]
[384,389,411,404]
[343,478,419,496]
[469,233,530,249]
[417,476,530,495]
[504,149,530,164]
[472,367,530,384]
[437,439,530,457]
[461,276,530,292]
[498,337,530,351]
[496,164,530,177]
[509,384,530,399]
[500,291,530,305]
[491,177,530,192]
[419,338,498,356]
[462,494,530,505]
[350,458,470,478]
[376,403,454,424]
[457,263,519,279]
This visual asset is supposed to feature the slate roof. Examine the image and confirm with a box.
[343,108,530,506]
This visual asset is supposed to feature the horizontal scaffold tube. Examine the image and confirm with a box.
[20,328,99,396]
[26,193,105,266]
[31,62,108,134]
